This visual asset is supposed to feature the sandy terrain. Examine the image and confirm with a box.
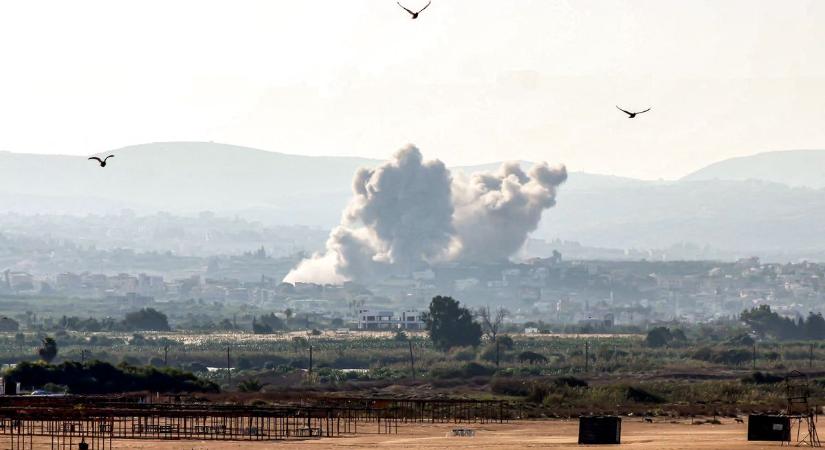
[18,418,795,449]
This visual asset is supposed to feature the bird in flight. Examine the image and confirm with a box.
[616,106,651,118]
[397,1,431,19]
[88,155,114,167]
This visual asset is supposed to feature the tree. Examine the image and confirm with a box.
[804,312,825,340]
[477,305,508,342]
[4,360,218,394]
[38,337,58,363]
[426,296,482,351]
[671,329,688,343]
[645,327,673,348]
[259,313,286,331]
[122,308,171,331]
[741,305,799,340]
[251,318,273,334]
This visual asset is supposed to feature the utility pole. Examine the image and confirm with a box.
[226,346,231,387]
[80,349,86,363]
[309,345,314,382]
[584,341,589,373]
[810,343,814,369]
[408,339,416,381]
[163,345,169,366]
[752,343,757,370]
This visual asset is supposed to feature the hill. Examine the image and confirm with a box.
[2,142,825,260]
[0,142,630,222]
[682,149,825,189]
[0,142,378,222]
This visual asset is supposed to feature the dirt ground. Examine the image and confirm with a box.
[17,418,798,449]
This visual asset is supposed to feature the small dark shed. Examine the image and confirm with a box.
[578,415,622,445]
[747,415,791,442]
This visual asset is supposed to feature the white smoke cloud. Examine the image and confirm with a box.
[451,161,567,262]
[283,145,566,284]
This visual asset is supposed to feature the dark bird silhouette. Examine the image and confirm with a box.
[616,105,651,118]
[88,155,114,167]
[397,1,431,19]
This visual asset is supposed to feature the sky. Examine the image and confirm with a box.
[0,0,824,179]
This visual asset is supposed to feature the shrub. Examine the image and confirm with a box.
[448,346,477,362]
[148,357,165,367]
[497,335,514,350]
[727,334,755,347]
[527,382,550,404]
[554,376,588,388]
[490,377,530,396]
[462,362,495,377]
[429,362,495,380]
[517,351,548,365]
[716,349,752,366]
[645,327,673,348]
[4,360,218,394]
[185,362,208,373]
[741,372,784,384]
[237,379,265,392]
[625,386,665,403]
[235,357,253,370]
[262,357,290,370]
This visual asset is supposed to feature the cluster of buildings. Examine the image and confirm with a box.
[2,252,824,330]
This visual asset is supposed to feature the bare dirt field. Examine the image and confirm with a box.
[23,418,795,449]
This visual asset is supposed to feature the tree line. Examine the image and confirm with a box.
[55,308,171,332]
[741,305,825,341]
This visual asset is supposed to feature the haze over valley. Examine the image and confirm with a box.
[1,142,823,263]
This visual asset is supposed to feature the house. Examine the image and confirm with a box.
[399,310,426,330]
[358,309,425,330]
[358,310,397,330]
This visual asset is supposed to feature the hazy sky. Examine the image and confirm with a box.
[1,0,824,179]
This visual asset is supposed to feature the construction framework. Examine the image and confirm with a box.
[0,395,513,449]
[785,370,821,447]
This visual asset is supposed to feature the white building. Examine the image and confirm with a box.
[358,309,425,330]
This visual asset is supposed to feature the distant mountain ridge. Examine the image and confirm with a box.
[0,142,628,216]
[1,142,824,260]
[682,149,825,189]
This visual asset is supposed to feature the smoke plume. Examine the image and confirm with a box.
[284,145,566,284]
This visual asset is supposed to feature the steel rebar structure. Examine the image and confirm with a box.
[0,395,513,449]
[786,370,821,447]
